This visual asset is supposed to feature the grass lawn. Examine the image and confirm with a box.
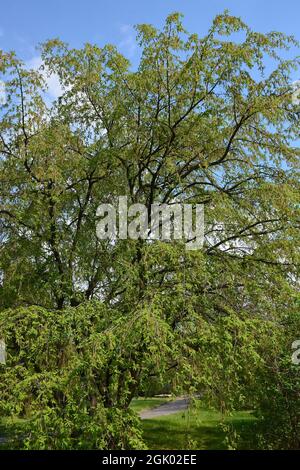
[1,398,258,450]
[0,416,25,450]
[130,397,170,413]
[131,398,258,450]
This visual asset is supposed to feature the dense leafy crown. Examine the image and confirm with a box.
[0,12,299,449]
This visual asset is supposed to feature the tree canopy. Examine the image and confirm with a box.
[0,12,299,449]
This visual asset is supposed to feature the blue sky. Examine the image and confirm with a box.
[0,0,299,98]
[1,0,300,56]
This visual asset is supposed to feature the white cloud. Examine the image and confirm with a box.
[119,24,137,58]
[291,80,300,106]
[0,80,6,105]
[26,56,63,100]
[120,24,131,34]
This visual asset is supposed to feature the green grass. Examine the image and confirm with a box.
[1,399,258,450]
[131,398,258,450]
[0,416,25,450]
[130,397,170,413]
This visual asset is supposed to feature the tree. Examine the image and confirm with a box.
[0,12,299,449]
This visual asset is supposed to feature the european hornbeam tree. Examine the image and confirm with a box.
[0,13,299,449]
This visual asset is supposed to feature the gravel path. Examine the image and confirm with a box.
[139,397,189,420]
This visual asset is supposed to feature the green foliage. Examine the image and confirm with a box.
[0,12,299,449]
[1,298,299,449]
[0,297,202,448]
[0,303,146,449]
[252,308,300,449]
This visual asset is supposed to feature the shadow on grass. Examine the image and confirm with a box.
[0,406,259,450]
[0,417,25,450]
[140,408,258,450]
